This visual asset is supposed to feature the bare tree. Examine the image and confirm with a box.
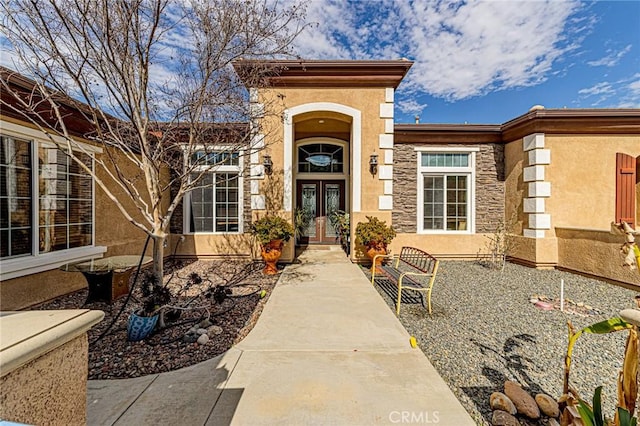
[1,0,306,284]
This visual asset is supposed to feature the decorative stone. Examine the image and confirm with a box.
[548,418,560,426]
[535,393,560,418]
[183,332,198,343]
[491,410,519,426]
[208,325,223,335]
[199,319,213,328]
[504,380,540,419]
[490,392,516,415]
[197,334,209,345]
[621,309,640,327]
[196,328,208,335]
[535,301,554,311]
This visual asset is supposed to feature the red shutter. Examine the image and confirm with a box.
[616,153,636,228]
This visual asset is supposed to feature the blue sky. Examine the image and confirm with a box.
[2,1,638,126]
[292,0,640,124]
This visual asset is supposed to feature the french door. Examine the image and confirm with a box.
[296,180,345,244]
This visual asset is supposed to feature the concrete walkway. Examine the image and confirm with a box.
[87,249,474,425]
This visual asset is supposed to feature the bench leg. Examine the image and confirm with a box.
[396,280,402,316]
[427,287,432,314]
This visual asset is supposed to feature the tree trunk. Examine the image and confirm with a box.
[152,234,165,283]
[152,233,167,328]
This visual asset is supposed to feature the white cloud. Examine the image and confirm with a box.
[397,99,427,116]
[578,82,614,97]
[577,73,640,108]
[587,44,632,67]
[295,0,586,100]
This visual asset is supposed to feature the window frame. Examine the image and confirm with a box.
[183,147,244,235]
[415,147,478,235]
[0,120,106,281]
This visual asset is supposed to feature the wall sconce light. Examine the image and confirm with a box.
[263,154,273,176]
[369,153,378,175]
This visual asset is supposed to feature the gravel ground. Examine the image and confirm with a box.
[366,261,638,425]
[35,259,278,380]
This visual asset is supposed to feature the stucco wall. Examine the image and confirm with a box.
[504,133,640,273]
[257,86,389,262]
[545,134,640,231]
[556,227,640,286]
[0,335,88,425]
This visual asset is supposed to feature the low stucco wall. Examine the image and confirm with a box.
[389,233,492,260]
[0,310,103,426]
[0,335,88,426]
[508,235,559,268]
[556,227,640,286]
[170,233,295,263]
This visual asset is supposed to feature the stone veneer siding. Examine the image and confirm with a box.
[392,143,505,233]
[170,154,252,234]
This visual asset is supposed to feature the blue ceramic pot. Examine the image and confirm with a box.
[127,311,158,341]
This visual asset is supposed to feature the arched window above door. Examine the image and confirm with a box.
[297,143,344,173]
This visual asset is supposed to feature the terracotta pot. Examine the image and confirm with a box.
[366,245,387,273]
[261,239,284,275]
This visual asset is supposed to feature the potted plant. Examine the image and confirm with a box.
[355,216,396,271]
[293,207,313,245]
[250,215,294,275]
[329,210,350,254]
[127,272,172,341]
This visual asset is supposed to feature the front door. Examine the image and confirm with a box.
[296,180,345,244]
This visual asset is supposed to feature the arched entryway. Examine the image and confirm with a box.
[283,102,362,217]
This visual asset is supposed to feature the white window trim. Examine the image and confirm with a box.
[0,246,107,281]
[0,122,106,280]
[183,148,244,235]
[416,150,476,234]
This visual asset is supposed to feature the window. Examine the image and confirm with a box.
[1,136,32,258]
[1,128,103,280]
[38,146,93,253]
[298,143,344,173]
[417,150,476,233]
[186,150,243,234]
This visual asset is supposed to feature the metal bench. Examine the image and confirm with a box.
[370,247,439,315]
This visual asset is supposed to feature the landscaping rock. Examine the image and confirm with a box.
[196,328,208,335]
[199,319,213,328]
[548,418,560,426]
[504,380,540,419]
[490,392,516,415]
[535,393,560,418]
[183,331,198,343]
[491,410,519,426]
[207,325,223,335]
[197,334,209,345]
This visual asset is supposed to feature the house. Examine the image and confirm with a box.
[1,60,639,310]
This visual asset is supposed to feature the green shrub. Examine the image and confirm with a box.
[250,215,294,245]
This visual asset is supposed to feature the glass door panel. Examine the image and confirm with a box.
[324,183,340,239]
[296,180,345,244]
[301,183,317,238]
